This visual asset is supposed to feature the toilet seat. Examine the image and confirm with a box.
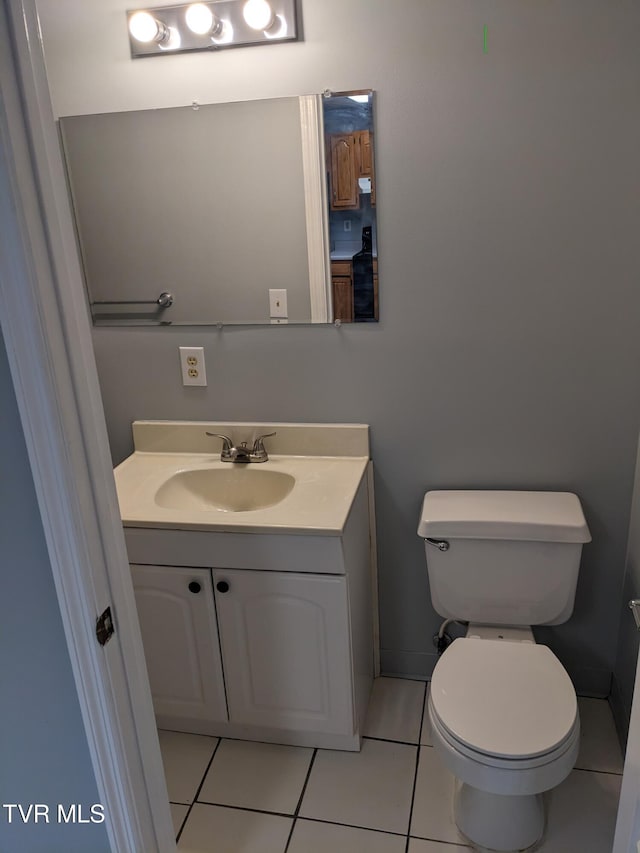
[429,696,579,772]
[430,637,577,760]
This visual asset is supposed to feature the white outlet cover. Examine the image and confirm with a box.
[179,346,207,386]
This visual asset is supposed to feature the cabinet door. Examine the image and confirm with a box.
[357,130,372,177]
[131,564,227,723]
[330,134,359,209]
[332,277,354,322]
[214,570,354,735]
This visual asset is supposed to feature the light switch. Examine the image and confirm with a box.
[269,289,288,318]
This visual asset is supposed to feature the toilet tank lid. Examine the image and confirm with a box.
[417,490,591,543]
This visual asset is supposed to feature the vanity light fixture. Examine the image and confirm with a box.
[126,0,298,57]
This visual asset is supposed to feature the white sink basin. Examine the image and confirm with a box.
[155,467,295,512]
[113,421,370,534]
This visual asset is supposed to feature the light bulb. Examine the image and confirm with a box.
[185,4,220,35]
[128,11,167,43]
[243,0,275,31]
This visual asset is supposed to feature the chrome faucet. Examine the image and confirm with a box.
[205,431,276,463]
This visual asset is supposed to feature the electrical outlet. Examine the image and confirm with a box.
[269,289,288,318]
[179,346,207,386]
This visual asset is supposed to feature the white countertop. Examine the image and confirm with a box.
[331,247,378,261]
[114,451,369,536]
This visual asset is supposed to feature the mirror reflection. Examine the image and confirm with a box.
[59,90,378,325]
[324,91,378,323]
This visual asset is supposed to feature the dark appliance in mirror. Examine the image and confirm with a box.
[353,226,375,321]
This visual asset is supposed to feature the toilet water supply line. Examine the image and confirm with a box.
[434,619,468,655]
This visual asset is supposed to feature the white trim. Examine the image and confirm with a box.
[367,462,381,677]
[299,93,332,323]
[0,1,174,850]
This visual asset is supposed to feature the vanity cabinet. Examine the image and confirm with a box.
[124,473,374,751]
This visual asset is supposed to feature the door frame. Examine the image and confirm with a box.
[0,0,174,849]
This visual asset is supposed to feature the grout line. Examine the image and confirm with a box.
[405,687,428,853]
[363,734,423,748]
[158,727,218,740]
[191,800,412,839]
[175,737,222,843]
[195,800,300,820]
[573,765,624,777]
[171,804,190,842]
[284,813,408,838]
[284,747,318,852]
[290,815,407,838]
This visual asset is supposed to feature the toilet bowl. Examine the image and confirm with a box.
[417,490,591,851]
[428,630,579,851]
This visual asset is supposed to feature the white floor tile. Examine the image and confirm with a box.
[158,730,218,805]
[300,738,417,835]
[576,697,624,774]
[170,803,189,837]
[540,768,621,852]
[177,803,292,853]
[288,819,406,853]
[364,677,426,743]
[408,839,470,852]
[198,738,313,815]
[420,684,433,746]
[410,747,467,845]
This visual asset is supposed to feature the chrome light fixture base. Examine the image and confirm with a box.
[127,0,299,58]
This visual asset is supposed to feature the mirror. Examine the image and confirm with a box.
[59,90,379,325]
[324,90,378,323]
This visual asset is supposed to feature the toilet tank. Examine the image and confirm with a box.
[417,491,591,626]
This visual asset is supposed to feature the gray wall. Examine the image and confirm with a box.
[39,0,640,694]
[0,328,109,852]
[612,436,640,746]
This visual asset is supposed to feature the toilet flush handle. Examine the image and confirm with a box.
[426,538,450,552]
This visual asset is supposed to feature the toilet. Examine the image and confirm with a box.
[417,490,591,852]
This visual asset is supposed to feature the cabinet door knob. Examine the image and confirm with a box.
[188,581,201,594]
[216,580,230,594]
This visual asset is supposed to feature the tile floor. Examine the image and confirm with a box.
[160,677,624,852]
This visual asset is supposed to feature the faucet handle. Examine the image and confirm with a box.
[206,432,234,455]
[251,432,276,459]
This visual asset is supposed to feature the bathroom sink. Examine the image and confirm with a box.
[154,467,296,512]
[114,421,370,534]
